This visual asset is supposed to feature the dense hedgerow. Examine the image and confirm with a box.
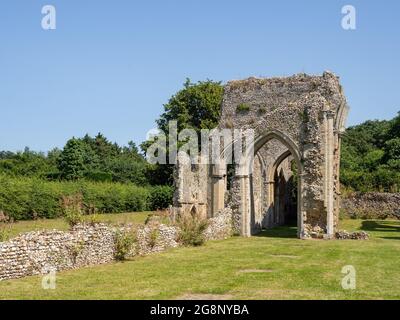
[148,186,174,210]
[0,174,173,221]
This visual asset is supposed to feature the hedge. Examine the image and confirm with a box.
[0,174,173,221]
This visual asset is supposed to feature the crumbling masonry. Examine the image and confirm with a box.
[173,72,349,239]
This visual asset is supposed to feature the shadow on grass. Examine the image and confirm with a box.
[361,220,400,239]
[255,226,297,239]
[361,220,400,232]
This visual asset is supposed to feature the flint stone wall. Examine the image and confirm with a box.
[203,208,233,241]
[0,212,232,281]
[342,192,400,220]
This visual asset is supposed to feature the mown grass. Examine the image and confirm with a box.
[0,219,399,300]
[3,212,151,238]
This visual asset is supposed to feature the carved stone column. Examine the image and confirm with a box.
[324,110,335,238]
[211,162,226,216]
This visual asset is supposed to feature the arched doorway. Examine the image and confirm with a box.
[271,152,298,227]
[223,129,304,238]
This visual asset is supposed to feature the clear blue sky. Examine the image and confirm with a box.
[0,0,399,152]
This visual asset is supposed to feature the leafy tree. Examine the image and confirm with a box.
[0,148,57,179]
[384,138,400,161]
[156,78,224,133]
[57,138,99,180]
[341,111,400,192]
[141,79,224,185]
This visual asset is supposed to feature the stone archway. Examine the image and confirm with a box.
[227,129,304,237]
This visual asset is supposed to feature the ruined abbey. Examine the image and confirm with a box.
[173,71,349,239]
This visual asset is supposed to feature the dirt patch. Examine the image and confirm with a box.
[269,254,298,258]
[237,269,274,273]
[254,289,316,299]
[176,293,233,300]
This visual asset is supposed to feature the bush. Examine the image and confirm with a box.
[0,210,12,242]
[61,194,84,227]
[0,174,173,221]
[176,214,208,247]
[148,186,174,211]
[0,224,11,242]
[114,229,137,261]
[85,170,113,182]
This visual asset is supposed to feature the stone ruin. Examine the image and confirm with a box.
[173,72,349,239]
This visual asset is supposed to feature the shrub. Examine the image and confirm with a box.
[61,194,84,227]
[87,212,101,226]
[0,174,173,221]
[148,228,159,248]
[114,229,137,261]
[176,214,208,247]
[149,186,174,210]
[84,170,113,182]
[0,211,13,242]
[0,224,11,242]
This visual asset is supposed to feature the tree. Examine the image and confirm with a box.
[341,111,400,192]
[156,78,223,133]
[57,138,98,180]
[141,79,224,185]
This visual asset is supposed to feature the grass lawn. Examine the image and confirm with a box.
[0,219,399,300]
[3,212,151,238]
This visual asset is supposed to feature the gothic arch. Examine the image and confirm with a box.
[237,130,304,237]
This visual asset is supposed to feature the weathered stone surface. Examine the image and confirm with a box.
[203,208,233,241]
[135,223,180,256]
[173,151,209,220]
[0,224,115,281]
[342,192,400,220]
[335,230,369,240]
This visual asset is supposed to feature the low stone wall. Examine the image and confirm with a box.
[335,230,369,240]
[135,223,180,256]
[341,192,400,220]
[203,208,233,241]
[0,224,115,281]
[0,212,233,281]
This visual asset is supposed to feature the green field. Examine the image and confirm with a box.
[0,218,399,300]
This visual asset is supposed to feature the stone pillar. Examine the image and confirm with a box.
[237,174,250,236]
[297,173,305,239]
[211,162,226,216]
[324,110,335,238]
[236,162,251,237]
[266,180,275,228]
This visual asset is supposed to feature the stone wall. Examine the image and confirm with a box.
[341,192,400,220]
[0,224,115,281]
[0,212,233,281]
[135,223,180,255]
[203,208,233,241]
[173,151,209,219]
